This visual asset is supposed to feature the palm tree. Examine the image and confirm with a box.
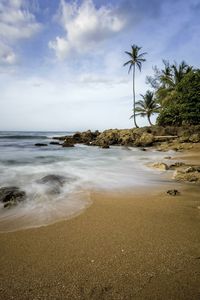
[153,60,193,106]
[124,45,147,128]
[133,90,160,126]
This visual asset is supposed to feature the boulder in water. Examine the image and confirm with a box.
[101,144,110,149]
[37,174,73,194]
[0,187,26,208]
[37,175,67,186]
[49,141,60,145]
[35,143,48,147]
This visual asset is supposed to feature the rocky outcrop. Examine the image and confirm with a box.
[51,125,200,149]
[150,162,169,171]
[168,162,186,170]
[37,175,67,186]
[0,187,26,208]
[173,169,200,183]
[62,137,75,147]
[37,174,68,194]
[73,130,100,145]
[135,133,154,147]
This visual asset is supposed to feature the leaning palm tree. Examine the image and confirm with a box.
[124,45,147,128]
[133,90,160,126]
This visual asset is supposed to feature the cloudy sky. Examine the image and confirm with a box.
[0,0,199,131]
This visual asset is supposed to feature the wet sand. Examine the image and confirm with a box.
[0,184,200,299]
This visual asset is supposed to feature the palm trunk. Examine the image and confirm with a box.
[133,64,139,128]
[147,114,153,126]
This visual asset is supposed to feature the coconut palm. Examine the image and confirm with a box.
[133,90,160,126]
[149,60,193,106]
[124,45,147,128]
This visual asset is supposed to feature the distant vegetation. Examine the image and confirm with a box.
[125,46,200,127]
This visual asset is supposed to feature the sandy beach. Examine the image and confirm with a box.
[0,181,200,299]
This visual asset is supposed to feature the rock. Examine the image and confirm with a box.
[168,162,186,170]
[0,187,26,208]
[140,148,147,151]
[94,129,119,146]
[35,143,48,147]
[185,166,200,173]
[52,136,67,141]
[101,144,110,149]
[37,175,67,186]
[173,169,200,183]
[72,130,100,145]
[62,137,75,147]
[164,156,172,159]
[49,141,60,145]
[37,175,68,194]
[189,133,200,143]
[62,143,74,147]
[167,189,180,196]
[135,133,154,147]
[151,162,169,171]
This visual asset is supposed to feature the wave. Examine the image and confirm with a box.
[0,135,47,140]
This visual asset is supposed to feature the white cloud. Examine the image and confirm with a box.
[49,0,126,60]
[0,0,42,65]
[0,42,17,65]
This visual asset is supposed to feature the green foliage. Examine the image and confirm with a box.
[133,90,160,125]
[147,60,193,106]
[157,70,200,126]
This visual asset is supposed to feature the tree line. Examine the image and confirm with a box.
[124,45,200,127]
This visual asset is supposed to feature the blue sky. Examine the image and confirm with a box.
[0,0,199,131]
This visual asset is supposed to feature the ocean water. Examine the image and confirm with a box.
[0,131,173,231]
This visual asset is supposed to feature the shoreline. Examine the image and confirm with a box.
[0,184,200,299]
[0,141,200,299]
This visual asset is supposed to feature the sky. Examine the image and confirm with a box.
[0,0,200,131]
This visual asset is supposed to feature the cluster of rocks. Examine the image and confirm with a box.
[49,125,200,149]
[0,187,26,208]
[0,174,73,209]
[150,161,200,183]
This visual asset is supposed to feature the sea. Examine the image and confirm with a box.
[0,131,174,232]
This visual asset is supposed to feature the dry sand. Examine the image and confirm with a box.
[0,183,200,299]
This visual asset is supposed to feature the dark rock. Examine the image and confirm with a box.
[35,143,48,147]
[62,143,75,147]
[167,189,180,196]
[49,141,60,145]
[73,130,100,144]
[101,144,110,149]
[168,162,186,170]
[62,137,75,147]
[140,148,147,151]
[37,174,77,194]
[37,175,67,186]
[37,174,68,194]
[52,136,68,141]
[0,187,26,208]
